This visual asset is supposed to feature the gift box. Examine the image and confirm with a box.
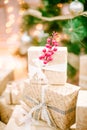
[28,46,67,85]
[0,97,15,124]
[5,105,59,130]
[76,90,87,130]
[79,55,87,89]
[4,79,25,105]
[22,79,80,130]
[0,68,14,95]
[0,121,6,130]
[70,123,76,130]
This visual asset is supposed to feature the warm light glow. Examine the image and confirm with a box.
[0,55,15,70]
[6,34,18,44]
[36,24,43,30]
[6,19,15,28]
[6,28,12,33]
[4,0,9,4]
[9,14,15,20]
[17,0,25,4]
[19,10,24,15]
[6,22,12,28]
[57,3,63,8]
[11,34,18,40]
[7,7,14,13]
[33,30,41,36]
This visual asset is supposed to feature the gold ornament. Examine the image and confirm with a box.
[69,0,84,15]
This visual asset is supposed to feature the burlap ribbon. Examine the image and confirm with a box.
[15,59,75,129]
[18,85,57,128]
[17,82,76,129]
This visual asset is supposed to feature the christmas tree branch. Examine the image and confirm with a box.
[23,9,87,21]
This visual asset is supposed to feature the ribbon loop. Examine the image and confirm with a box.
[19,84,57,128]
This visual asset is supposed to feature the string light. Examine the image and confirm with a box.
[57,3,63,8]
[6,22,12,28]
[4,0,9,4]
[6,28,12,34]
[8,14,15,20]
[7,7,14,13]
[17,0,25,5]
[36,24,43,30]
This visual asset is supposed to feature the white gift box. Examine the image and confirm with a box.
[76,90,87,130]
[0,121,6,130]
[79,55,87,89]
[0,68,14,95]
[28,46,67,85]
[4,79,25,105]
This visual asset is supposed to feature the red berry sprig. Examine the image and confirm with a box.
[39,32,59,64]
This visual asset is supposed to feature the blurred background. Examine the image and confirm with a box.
[0,0,87,85]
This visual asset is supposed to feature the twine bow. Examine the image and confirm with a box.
[19,85,57,128]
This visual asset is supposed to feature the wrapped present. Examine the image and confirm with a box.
[28,46,67,85]
[22,79,80,130]
[76,90,87,130]
[4,79,25,105]
[0,121,6,130]
[79,55,87,89]
[70,123,76,130]
[0,97,15,124]
[0,68,14,95]
[5,105,59,130]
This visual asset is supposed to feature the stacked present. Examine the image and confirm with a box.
[5,32,81,130]
[0,121,6,130]
[4,79,25,105]
[79,55,87,89]
[0,67,14,129]
[76,90,87,130]
[0,68,14,95]
[0,78,25,126]
[0,97,15,124]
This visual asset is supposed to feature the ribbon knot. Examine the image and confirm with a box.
[17,85,57,128]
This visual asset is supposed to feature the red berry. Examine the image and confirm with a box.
[54,42,59,46]
[39,55,45,60]
[52,39,56,45]
[42,48,46,53]
[47,38,51,43]
[48,56,53,61]
[53,47,57,51]
[46,44,52,49]
[46,52,52,57]
[43,60,48,64]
